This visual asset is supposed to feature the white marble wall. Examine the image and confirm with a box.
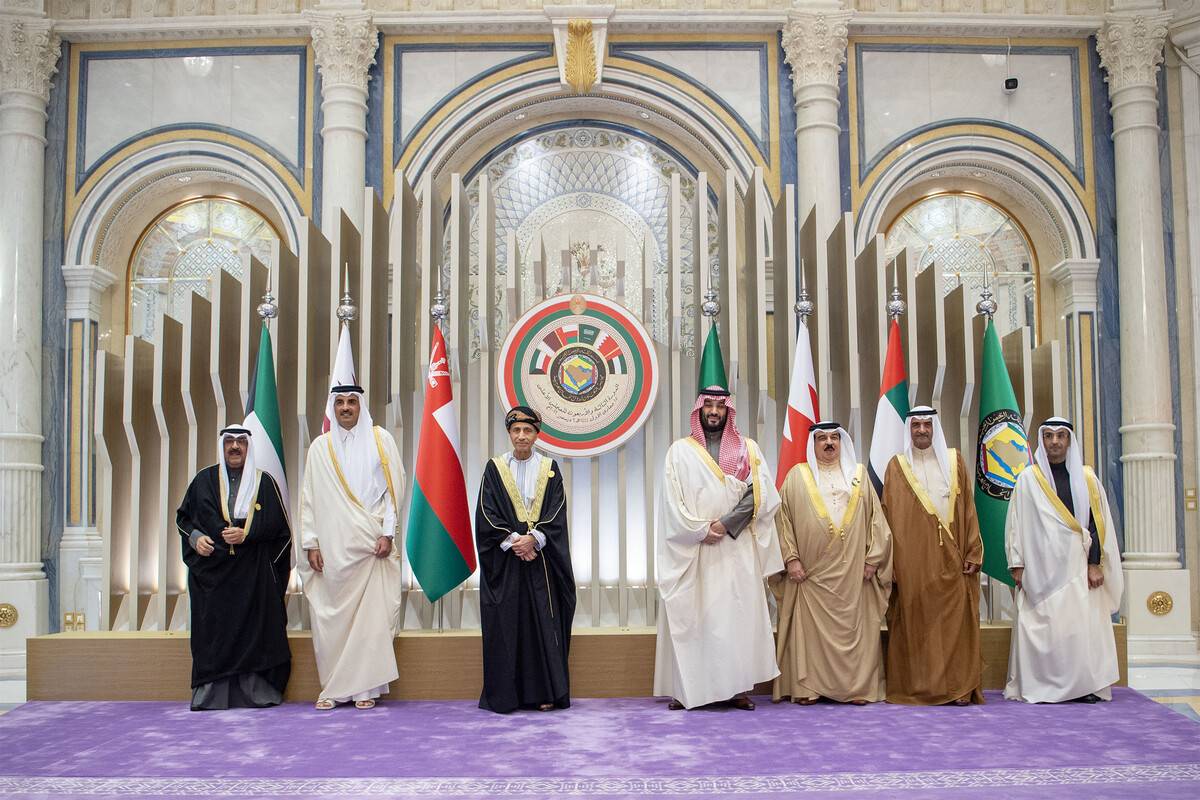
[398,48,541,144]
[83,52,303,171]
[858,47,1080,173]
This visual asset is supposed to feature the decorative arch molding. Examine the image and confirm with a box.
[854,134,1097,265]
[66,140,305,274]
[385,62,772,207]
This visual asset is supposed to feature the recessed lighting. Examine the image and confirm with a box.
[514,112,527,120]
[638,111,650,119]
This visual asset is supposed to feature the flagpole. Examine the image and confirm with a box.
[430,290,449,633]
[975,279,999,621]
[794,259,813,324]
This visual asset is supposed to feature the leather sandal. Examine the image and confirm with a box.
[314,699,335,710]
[354,699,376,710]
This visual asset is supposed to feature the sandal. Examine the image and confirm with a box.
[354,699,376,710]
[793,697,818,705]
[538,703,554,712]
[314,699,335,710]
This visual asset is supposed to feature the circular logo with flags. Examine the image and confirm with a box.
[976,410,1030,499]
[497,294,659,457]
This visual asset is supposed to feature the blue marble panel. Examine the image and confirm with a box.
[366,33,384,197]
[43,42,71,633]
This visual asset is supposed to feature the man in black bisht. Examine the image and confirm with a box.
[475,406,576,713]
[176,425,292,710]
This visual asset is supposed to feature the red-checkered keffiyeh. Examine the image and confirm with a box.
[690,389,750,481]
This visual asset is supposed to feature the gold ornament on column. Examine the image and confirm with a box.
[0,603,17,629]
[564,19,597,94]
[1146,591,1174,616]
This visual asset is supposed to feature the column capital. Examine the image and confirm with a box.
[781,7,853,92]
[0,15,59,103]
[1097,9,1173,94]
[62,265,117,321]
[305,8,377,95]
[1050,258,1100,314]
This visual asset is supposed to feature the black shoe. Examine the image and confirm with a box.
[1070,693,1102,704]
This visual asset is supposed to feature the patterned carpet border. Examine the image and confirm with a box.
[2,763,1199,796]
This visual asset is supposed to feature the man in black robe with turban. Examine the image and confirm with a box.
[475,406,576,713]
[176,425,292,710]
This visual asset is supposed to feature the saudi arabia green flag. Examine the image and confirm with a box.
[974,318,1030,586]
[245,323,288,508]
[697,325,729,393]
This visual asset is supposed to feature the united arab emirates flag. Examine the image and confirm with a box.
[975,317,1030,586]
[868,319,909,491]
[244,323,288,508]
[406,325,476,602]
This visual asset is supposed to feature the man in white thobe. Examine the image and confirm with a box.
[300,384,405,709]
[653,386,782,710]
[1005,417,1123,703]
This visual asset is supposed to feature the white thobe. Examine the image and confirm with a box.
[653,437,783,708]
[299,426,406,703]
[1004,465,1123,703]
[910,447,951,520]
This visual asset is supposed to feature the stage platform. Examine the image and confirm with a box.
[27,624,1127,702]
[0,688,1194,799]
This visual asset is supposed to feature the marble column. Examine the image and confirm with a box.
[58,266,116,632]
[1050,259,1102,470]
[0,12,60,681]
[781,1,851,239]
[1098,6,1197,656]
[305,3,377,237]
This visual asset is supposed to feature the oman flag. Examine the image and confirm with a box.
[777,319,819,488]
[405,326,476,602]
[867,319,910,491]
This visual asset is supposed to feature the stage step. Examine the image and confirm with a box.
[27,624,1126,702]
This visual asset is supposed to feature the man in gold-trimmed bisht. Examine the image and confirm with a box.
[773,422,892,705]
[1005,417,1123,704]
[475,406,576,713]
[299,385,406,710]
[880,406,984,706]
[653,386,783,711]
[177,425,292,710]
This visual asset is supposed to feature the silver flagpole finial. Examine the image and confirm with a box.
[257,289,278,321]
[794,284,814,321]
[701,287,720,318]
[887,284,906,320]
[976,281,997,319]
[336,262,357,322]
[431,290,449,322]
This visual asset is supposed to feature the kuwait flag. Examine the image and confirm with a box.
[777,320,819,489]
[975,317,1030,586]
[244,323,288,508]
[405,325,476,602]
[867,319,910,491]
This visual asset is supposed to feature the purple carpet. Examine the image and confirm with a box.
[0,689,1197,798]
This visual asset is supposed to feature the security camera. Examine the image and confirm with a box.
[1003,77,1019,94]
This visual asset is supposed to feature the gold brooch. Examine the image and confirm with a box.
[549,471,555,478]
[255,503,261,511]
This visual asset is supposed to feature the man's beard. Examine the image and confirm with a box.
[700,416,726,434]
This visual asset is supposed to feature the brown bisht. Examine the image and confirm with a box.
[176,466,292,710]
[475,455,576,713]
[772,463,893,703]
[880,451,985,705]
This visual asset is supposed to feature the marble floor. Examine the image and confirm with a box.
[1131,662,1200,723]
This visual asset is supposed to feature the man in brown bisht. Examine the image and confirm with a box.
[773,422,892,705]
[880,406,985,706]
